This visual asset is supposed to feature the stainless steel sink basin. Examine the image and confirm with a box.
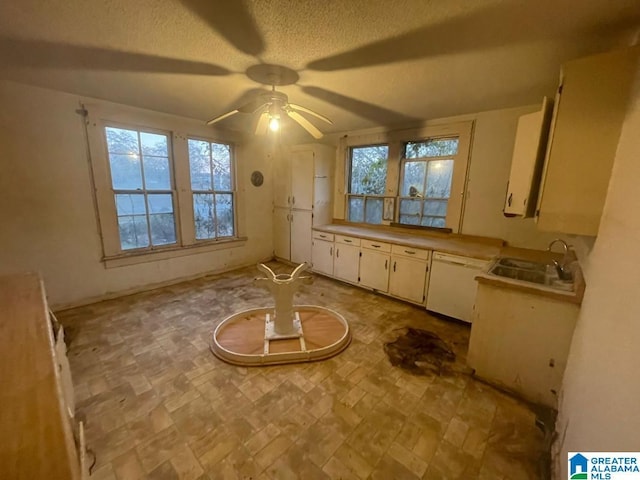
[488,257,574,291]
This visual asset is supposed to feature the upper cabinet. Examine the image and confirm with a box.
[503,97,552,217]
[535,46,639,236]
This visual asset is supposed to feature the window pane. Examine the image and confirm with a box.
[349,145,388,195]
[423,200,448,217]
[139,132,168,156]
[405,138,459,158]
[193,193,215,240]
[365,198,383,224]
[109,154,142,190]
[425,160,454,198]
[215,194,234,237]
[348,197,364,222]
[188,139,212,190]
[149,213,176,245]
[147,194,174,214]
[399,198,421,215]
[399,214,420,225]
[143,156,171,190]
[115,194,146,216]
[422,216,446,228]
[118,215,149,250]
[106,127,139,155]
[212,143,232,191]
[401,161,426,196]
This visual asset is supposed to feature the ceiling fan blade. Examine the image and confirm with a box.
[206,109,240,125]
[287,103,333,125]
[178,0,264,56]
[287,111,323,139]
[301,86,416,125]
[255,111,269,135]
[0,36,231,76]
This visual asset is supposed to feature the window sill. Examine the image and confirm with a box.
[103,237,248,268]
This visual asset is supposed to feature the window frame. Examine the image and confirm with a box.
[85,103,245,268]
[346,143,390,225]
[337,121,473,232]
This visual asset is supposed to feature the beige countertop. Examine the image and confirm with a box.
[314,223,585,304]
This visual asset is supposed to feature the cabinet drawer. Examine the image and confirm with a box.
[391,244,430,260]
[361,239,391,252]
[335,235,361,246]
[313,231,334,242]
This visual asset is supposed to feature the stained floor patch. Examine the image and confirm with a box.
[384,327,457,376]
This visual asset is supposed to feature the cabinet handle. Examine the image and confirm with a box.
[393,261,396,272]
[404,250,416,255]
[344,239,353,243]
[371,244,381,248]
[384,259,388,270]
[507,192,513,206]
[287,196,290,204]
[336,249,339,258]
[320,234,327,238]
[330,247,333,256]
[292,196,295,204]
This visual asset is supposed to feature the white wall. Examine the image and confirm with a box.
[0,80,273,308]
[554,64,640,477]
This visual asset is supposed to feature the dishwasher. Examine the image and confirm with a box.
[426,252,489,323]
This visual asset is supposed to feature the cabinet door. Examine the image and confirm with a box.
[334,243,360,284]
[273,153,291,208]
[290,210,313,265]
[359,249,390,292]
[389,255,428,304]
[311,239,334,276]
[536,46,639,235]
[290,149,314,210]
[273,207,290,260]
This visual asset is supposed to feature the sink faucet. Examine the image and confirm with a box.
[547,239,572,281]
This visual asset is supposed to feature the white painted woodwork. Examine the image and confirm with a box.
[290,210,313,265]
[335,234,361,246]
[426,253,489,322]
[504,96,552,217]
[360,239,391,253]
[272,144,335,262]
[390,244,430,261]
[311,238,334,276]
[312,231,334,242]
[468,282,579,408]
[389,254,429,305]
[333,242,360,284]
[359,248,390,292]
[536,45,639,235]
[273,207,291,260]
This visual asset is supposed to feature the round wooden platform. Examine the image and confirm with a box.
[211,305,350,366]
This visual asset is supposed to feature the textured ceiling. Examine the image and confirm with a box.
[0,0,638,139]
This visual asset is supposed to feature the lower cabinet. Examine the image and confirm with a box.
[333,235,360,284]
[311,232,334,276]
[389,245,431,305]
[290,210,312,265]
[359,240,391,292]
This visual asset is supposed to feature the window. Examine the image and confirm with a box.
[399,138,459,227]
[347,144,389,224]
[187,139,235,240]
[105,126,176,250]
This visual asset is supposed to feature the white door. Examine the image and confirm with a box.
[273,207,291,260]
[311,239,334,275]
[290,210,313,265]
[389,255,428,304]
[334,243,360,284]
[359,249,390,292]
[290,150,314,210]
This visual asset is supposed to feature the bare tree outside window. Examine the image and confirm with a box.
[347,145,388,224]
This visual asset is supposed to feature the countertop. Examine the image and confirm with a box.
[0,273,80,480]
[314,223,585,304]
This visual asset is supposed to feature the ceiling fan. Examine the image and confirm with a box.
[206,64,333,139]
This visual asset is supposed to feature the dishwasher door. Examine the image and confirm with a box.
[426,253,489,323]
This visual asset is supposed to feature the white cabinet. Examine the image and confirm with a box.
[389,245,430,305]
[311,232,334,276]
[273,143,335,263]
[359,240,391,292]
[536,46,639,235]
[503,97,552,217]
[333,235,360,284]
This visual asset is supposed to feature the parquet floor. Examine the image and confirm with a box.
[57,262,548,480]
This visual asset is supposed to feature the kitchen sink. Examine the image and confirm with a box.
[488,257,574,291]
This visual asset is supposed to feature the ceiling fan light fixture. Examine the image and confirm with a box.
[268,115,280,132]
